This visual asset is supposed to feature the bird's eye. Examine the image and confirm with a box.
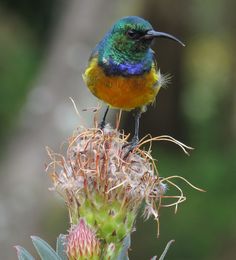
[126,29,139,39]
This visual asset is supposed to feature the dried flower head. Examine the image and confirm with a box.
[46,113,203,258]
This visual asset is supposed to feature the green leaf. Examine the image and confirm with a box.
[31,236,61,260]
[15,246,35,260]
[56,234,67,260]
[117,234,131,260]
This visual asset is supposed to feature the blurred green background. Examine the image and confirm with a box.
[0,0,235,259]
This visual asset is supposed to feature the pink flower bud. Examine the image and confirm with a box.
[67,219,100,260]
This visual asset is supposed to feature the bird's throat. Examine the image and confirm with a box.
[101,59,152,76]
[97,39,153,76]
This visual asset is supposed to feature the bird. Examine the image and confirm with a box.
[83,16,184,151]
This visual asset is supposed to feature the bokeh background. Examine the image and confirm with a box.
[0,0,236,259]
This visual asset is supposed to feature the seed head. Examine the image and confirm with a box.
[47,124,166,256]
[46,121,201,257]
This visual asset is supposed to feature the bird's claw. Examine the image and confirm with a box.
[99,120,105,130]
[123,136,139,158]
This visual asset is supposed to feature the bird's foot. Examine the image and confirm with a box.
[99,120,106,130]
[123,135,139,158]
[99,106,109,130]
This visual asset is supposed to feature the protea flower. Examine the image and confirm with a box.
[46,118,202,259]
[46,124,168,258]
[15,108,203,260]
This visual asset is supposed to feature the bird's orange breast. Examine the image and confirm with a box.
[83,57,160,110]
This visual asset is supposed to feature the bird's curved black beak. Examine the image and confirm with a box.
[144,30,185,47]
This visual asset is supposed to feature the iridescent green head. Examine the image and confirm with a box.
[109,16,154,58]
[98,16,184,64]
